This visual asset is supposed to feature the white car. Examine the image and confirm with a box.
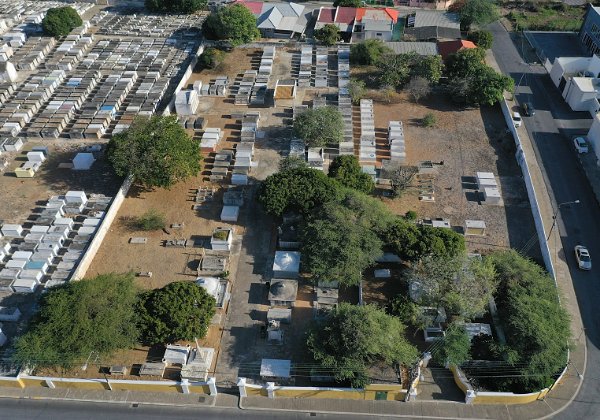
[575,245,592,270]
[513,112,522,128]
[573,137,589,154]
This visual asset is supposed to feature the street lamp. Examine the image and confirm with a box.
[546,200,580,241]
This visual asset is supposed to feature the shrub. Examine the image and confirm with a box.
[422,113,437,127]
[198,47,226,70]
[136,209,166,231]
[42,7,82,37]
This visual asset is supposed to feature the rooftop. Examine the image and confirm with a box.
[260,358,291,378]
[386,42,438,56]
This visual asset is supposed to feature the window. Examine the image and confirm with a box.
[376,32,382,36]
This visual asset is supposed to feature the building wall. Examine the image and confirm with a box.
[587,113,600,161]
[579,6,600,55]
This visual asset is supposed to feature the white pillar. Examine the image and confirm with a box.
[45,379,55,389]
[181,378,190,394]
[465,389,476,404]
[409,388,417,401]
[266,382,276,399]
[207,377,217,396]
[237,377,247,398]
[422,352,432,368]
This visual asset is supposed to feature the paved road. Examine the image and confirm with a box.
[0,398,365,420]
[489,22,600,419]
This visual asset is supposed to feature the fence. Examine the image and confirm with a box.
[71,175,134,280]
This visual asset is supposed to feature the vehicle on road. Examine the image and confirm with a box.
[522,102,535,116]
[575,245,592,270]
[513,111,522,127]
[573,137,589,154]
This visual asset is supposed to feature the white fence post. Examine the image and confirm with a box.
[207,377,217,396]
[237,377,247,397]
[266,382,276,398]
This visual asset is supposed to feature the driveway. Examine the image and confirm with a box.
[489,21,600,419]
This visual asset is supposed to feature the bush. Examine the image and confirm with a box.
[404,210,417,220]
[432,323,471,366]
[350,39,392,66]
[145,0,206,13]
[467,30,493,50]
[422,112,436,127]
[314,24,340,46]
[42,7,82,37]
[328,155,374,194]
[347,78,366,105]
[198,47,226,70]
[134,209,166,231]
[293,106,343,148]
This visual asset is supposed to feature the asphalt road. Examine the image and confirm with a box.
[489,22,600,419]
[0,398,364,420]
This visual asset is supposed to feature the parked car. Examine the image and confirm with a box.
[573,137,589,154]
[512,112,522,127]
[522,102,535,116]
[575,245,592,270]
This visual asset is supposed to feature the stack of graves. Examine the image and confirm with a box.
[388,121,406,163]
[359,99,376,164]
[338,88,353,155]
[233,113,259,183]
[337,46,350,88]
[307,147,324,171]
[92,11,206,38]
[201,76,228,97]
[314,47,328,88]
[211,150,232,182]
[10,37,55,70]
[0,137,23,152]
[14,149,45,178]
[193,186,215,210]
[477,171,501,204]
[23,71,101,138]
[200,127,223,153]
[221,187,243,222]
[251,47,274,105]
[298,46,312,87]
[312,96,326,109]
[289,138,305,159]
[45,34,94,71]
[235,70,256,105]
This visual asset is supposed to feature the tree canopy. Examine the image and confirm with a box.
[467,30,494,50]
[328,155,374,194]
[107,115,201,189]
[13,273,139,369]
[333,0,362,6]
[42,7,82,37]
[145,0,206,13]
[307,303,418,388]
[432,323,471,366]
[350,39,393,65]
[137,281,216,345]
[314,24,340,46]
[458,0,500,30]
[347,78,367,104]
[258,167,340,217]
[198,47,226,70]
[377,52,443,89]
[489,250,570,392]
[202,4,260,46]
[293,106,343,148]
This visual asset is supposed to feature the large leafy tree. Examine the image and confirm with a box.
[458,0,500,30]
[314,24,340,46]
[42,7,82,37]
[293,106,343,148]
[300,191,392,286]
[307,303,418,388]
[347,78,366,104]
[432,323,471,366]
[202,4,260,46]
[258,167,340,217]
[334,0,362,6]
[328,155,374,194]
[408,254,497,320]
[145,0,206,13]
[377,52,442,89]
[13,273,139,369]
[467,30,493,50]
[350,39,392,66]
[445,47,486,78]
[489,250,570,392]
[137,282,216,345]
[107,115,201,189]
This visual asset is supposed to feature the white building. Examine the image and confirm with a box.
[550,55,600,114]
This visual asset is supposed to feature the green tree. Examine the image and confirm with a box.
[314,24,340,46]
[412,55,443,83]
[449,65,514,106]
[445,48,486,78]
[468,30,493,50]
[458,0,500,30]
[334,0,362,6]
[328,155,374,194]
[407,76,431,103]
[489,250,570,392]
[307,303,418,388]
[198,47,226,70]
[279,155,308,172]
[41,7,82,37]
[258,167,340,217]
[145,0,206,13]
[13,273,139,369]
[377,53,412,89]
[347,78,366,104]
[350,39,392,66]
[138,281,216,345]
[432,323,471,366]
[107,115,201,189]
[202,4,260,46]
[293,106,343,148]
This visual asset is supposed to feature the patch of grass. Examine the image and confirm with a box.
[212,230,229,240]
[422,112,437,128]
[506,2,585,31]
[122,209,166,231]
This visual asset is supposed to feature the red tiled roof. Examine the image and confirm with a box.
[335,6,357,24]
[437,40,477,60]
[383,8,399,23]
[355,7,398,23]
[317,7,336,23]
[235,0,263,16]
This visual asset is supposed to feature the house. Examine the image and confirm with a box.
[579,5,600,55]
[549,55,600,114]
[315,6,398,42]
[437,39,476,60]
[386,41,438,56]
[268,279,298,307]
[236,1,308,39]
[404,10,461,41]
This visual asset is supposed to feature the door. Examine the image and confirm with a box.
[375,391,388,400]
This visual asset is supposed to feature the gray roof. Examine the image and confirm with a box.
[404,26,461,41]
[362,19,392,32]
[268,279,298,302]
[386,42,438,56]
[413,11,460,29]
[257,2,307,33]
